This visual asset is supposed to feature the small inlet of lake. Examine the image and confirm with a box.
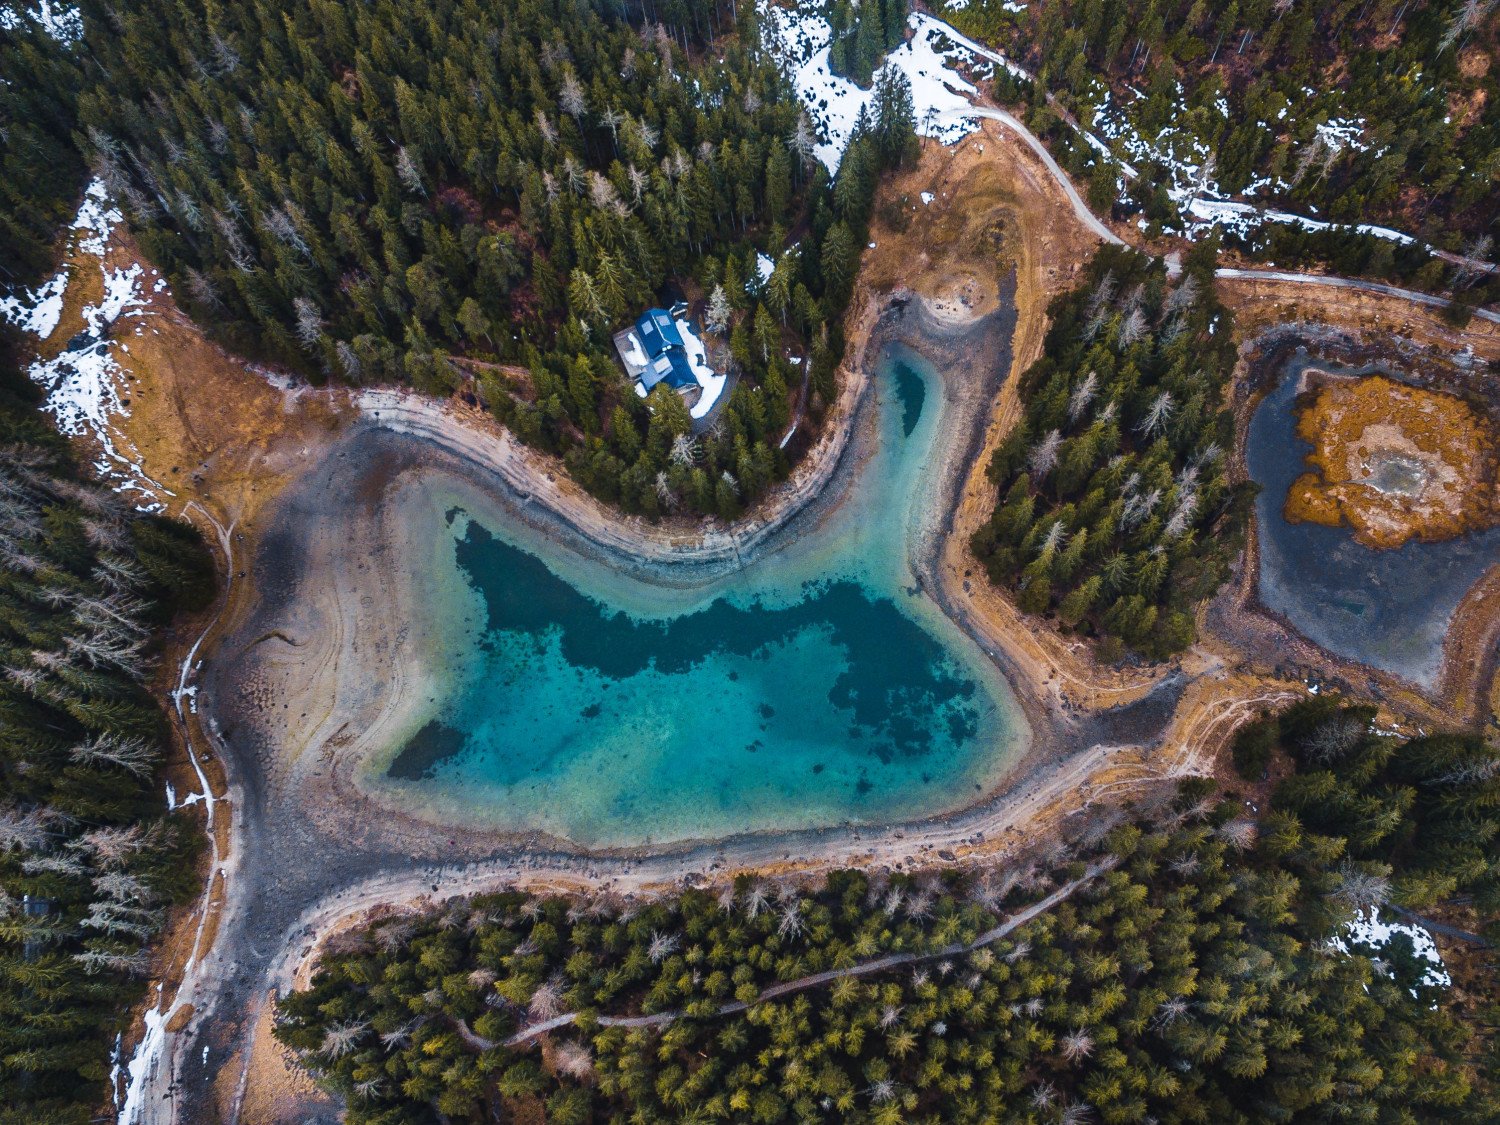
[364,343,1028,846]
[1247,350,1500,688]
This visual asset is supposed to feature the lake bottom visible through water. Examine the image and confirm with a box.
[366,344,1028,847]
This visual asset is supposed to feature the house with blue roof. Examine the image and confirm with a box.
[614,302,701,394]
[612,301,729,422]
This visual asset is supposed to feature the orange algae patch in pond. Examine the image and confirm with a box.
[1284,373,1498,549]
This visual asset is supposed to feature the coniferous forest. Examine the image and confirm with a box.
[945,0,1500,310]
[275,697,1500,1123]
[972,244,1255,660]
[0,331,215,1124]
[1,2,1498,1122]
[0,12,85,286]
[827,0,909,87]
[68,0,919,519]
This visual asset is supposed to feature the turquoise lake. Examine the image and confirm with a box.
[362,344,1028,846]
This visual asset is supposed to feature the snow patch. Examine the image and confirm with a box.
[0,270,67,338]
[1330,908,1451,999]
[760,5,1028,172]
[675,316,726,420]
[117,988,170,1125]
[0,180,169,509]
[755,251,775,286]
[1315,116,1369,153]
[921,191,935,205]
[0,0,82,40]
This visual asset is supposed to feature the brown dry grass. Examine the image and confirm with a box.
[96,233,353,532]
[234,995,331,1125]
[1285,374,1497,548]
[1219,277,1500,357]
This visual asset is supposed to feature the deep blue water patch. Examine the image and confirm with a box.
[374,343,1021,845]
[387,520,982,781]
[893,355,927,438]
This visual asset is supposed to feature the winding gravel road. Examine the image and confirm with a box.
[1213,267,1500,325]
[943,107,1500,325]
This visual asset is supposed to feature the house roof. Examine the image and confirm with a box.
[638,349,698,391]
[635,308,685,355]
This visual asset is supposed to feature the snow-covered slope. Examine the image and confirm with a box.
[760,4,1026,172]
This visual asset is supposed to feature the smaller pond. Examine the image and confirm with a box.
[1247,350,1500,688]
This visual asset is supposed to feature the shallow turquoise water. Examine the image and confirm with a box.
[366,345,1027,846]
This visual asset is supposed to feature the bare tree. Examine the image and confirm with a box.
[559,70,587,120]
[654,472,679,512]
[1215,818,1258,850]
[1302,715,1367,765]
[1059,1028,1095,1061]
[74,948,151,975]
[1138,392,1176,438]
[626,163,648,204]
[1331,862,1391,911]
[529,974,565,1019]
[320,1020,370,1059]
[670,434,700,467]
[789,115,817,172]
[185,267,222,309]
[648,930,679,963]
[599,105,624,154]
[75,823,159,867]
[1038,520,1069,559]
[395,147,425,196]
[554,1039,595,1081]
[525,107,558,155]
[587,171,621,213]
[1440,0,1496,53]
[1116,307,1148,347]
[336,340,363,383]
[293,297,324,349]
[0,806,52,852]
[776,899,804,939]
[634,117,659,152]
[1067,371,1099,422]
[379,1018,421,1050]
[1028,429,1063,478]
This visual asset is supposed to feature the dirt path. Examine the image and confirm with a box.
[475,858,1117,1051]
[1215,268,1500,326]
